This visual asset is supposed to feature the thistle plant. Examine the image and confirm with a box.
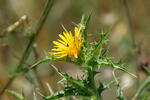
[4,10,137,99]
[1,1,137,99]
[2,0,150,100]
[28,14,136,100]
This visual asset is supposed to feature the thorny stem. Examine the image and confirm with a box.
[87,68,101,100]
[112,68,124,99]
[0,0,54,96]
[112,69,118,84]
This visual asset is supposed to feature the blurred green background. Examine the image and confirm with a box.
[0,0,150,100]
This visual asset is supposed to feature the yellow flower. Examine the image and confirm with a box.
[50,27,82,58]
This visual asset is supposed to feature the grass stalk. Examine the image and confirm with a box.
[122,0,141,91]
[0,0,54,96]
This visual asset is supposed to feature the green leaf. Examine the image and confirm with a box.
[46,82,54,95]
[7,90,24,100]
[31,56,52,68]
[117,66,136,78]
[87,28,111,67]
[43,86,91,100]
[98,57,136,78]
[112,69,125,100]
[133,77,150,100]
[97,82,105,94]
[103,80,115,89]
[48,64,94,99]
[80,15,85,25]
[117,84,125,100]
[50,64,92,94]
[39,92,48,100]
[111,60,136,78]
[43,90,74,100]
[83,12,92,44]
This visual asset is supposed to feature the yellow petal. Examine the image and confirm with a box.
[74,53,78,58]
[55,54,67,58]
[63,32,71,43]
[57,39,67,45]
[51,48,62,51]
[50,27,82,59]
[53,41,66,48]
[59,34,68,43]
[52,51,66,55]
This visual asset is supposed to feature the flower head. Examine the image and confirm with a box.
[50,27,82,58]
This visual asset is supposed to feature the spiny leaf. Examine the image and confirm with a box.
[117,84,125,100]
[111,60,136,78]
[6,90,24,100]
[50,64,93,96]
[80,15,85,25]
[83,12,92,44]
[97,82,105,94]
[46,82,54,95]
[31,56,52,68]
[117,66,136,78]
[87,28,111,67]
[97,80,115,96]
[50,64,64,77]
[103,79,115,89]
[50,64,84,88]
[100,27,111,44]
[112,69,125,100]
[99,58,136,78]
[51,64,84,87]
[43,90,73,100]
[38,92,48,100]
[42,86,90,100]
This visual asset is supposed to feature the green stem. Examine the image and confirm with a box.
[0,0,54,96]
[112,69,124,100]
[87,68,101,100]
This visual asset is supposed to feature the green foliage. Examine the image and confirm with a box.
[9,14,137,100]
[87,28,110,67]
[7,90,24,100]
[29,14,136,100]
[46,83,54,95]
[31,55,52,68]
